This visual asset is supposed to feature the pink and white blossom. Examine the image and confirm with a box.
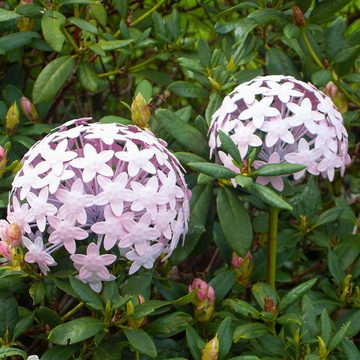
[209,75,350,188]
[6,119,190,288]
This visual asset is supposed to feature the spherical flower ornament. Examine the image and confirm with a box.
[6,118,191,292]
[209,75,350,190]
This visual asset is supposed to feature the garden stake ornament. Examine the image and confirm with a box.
[209,75,350,289]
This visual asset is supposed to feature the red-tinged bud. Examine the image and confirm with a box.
[189,278,215,322]
[6,223,21,246]
[292,5,305,27]
[263,296,277,314]
[201,335,219,360]
[0,145,6,177]
[324,81,348,113]
[231,251,253,285]
[20,97,39,123]
[6,102,20,135]
[131,93,151,128]
[0,241,12,261]
[126,294,146,329]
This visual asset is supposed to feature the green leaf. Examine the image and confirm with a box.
[223,299,260,319]
[248,183,292,211]
[188,162,237,179]
[174,152,207,167]
[0,32,40,53]
[186,326,204,360]
[197,39,211,67]
[252,282,278,310]
[29,281,46,305]
[217,317,232,360]
[233,323,268,342]
[78,62,99,92]
[218,131,242,164]
[121,271,152,299]
[168,81,208,98]
[266,48,299,77]
[37,306,63,328]
[228,357,260,360]
[33,55,75,104]
[0,347,26,358]
[156,108,208,158]
[0,9,20,22]
[41,344,80,360]
[69,276,103,310]
[69,17,98,34]
[205,92,222,125]
[99,115,131,125]
[235,175,254,189]
[327,250,345,286]
[217,187,253,255]
[48,317,104,345]
[328,322,351,352]
[97,39,133,51]
[135,79,153,102]
[12,316,33,340]
[123,328,157,358]
[311,69,332,87]
[252,163,306,177]
[12,134,36,148]
[313,208,343,228]
[15,4,43,17]
[41,11,66,52]
[0,294,18,337]
[320,308,333,345]
[279,278,317,311]
[341,338,360,360]
[310,0,351,23]
[145,312,192,337]
[209,270,235,303]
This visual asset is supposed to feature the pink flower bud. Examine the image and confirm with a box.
[189,278,215,322]
[201,335,219,360]
[6,223,21,246]
[0,146,4,162]
[231,252,253,285]
[0,241,12,261]
[0,145,6,177]
[20,97,39,123]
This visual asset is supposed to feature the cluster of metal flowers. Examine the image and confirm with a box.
[208,75,350,191]
[5,118,191,292]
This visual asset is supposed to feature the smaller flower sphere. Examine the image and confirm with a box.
[209,75,350,189]
[6,119,191,291]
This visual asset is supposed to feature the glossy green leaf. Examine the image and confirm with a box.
[168,81,208,98]
[0,294,18,336]
[327,250,345,286]
[320,308,333,345]
[186,326,204,360]
[197,38,211,67]
[123,328,157,358]
[217,317,232,360]
[188,162,237,179]
[48,317,104,345]
[15,4,43,17]
[252,282,278,310]
[0,347,26,358]
[328,322,351,352]
[223,299,260,319]
[218,130,242,164]
[266,48,299,77]
[209,270,235,303]
[310,0,351,23]
[78,62,99,92]
[279,278,317,311]
[156,108,208,158]
[0,8,20,22]
[41,344,80,360]
[248,183,292,211]
[0,32,39,53]
[174,152,207,166]
[99,115,131,125]
[69,17,98,34]
[252,163,306,177]
[233,323,268,342]
[97,39,133,51]
[33,55,75,104]
[41,11,65,52]
[37,306,63,328]
[29,281,46,305]
[69,276,103,310]
[145,312,192,337]
[217,187,253,255]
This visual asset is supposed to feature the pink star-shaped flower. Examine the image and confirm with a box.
[233,80,268,104]
[230,122,262,158]
[85,123,127,145]
[115,141,156,177]
[158,170,184,210]
[41,167,75,194]
[120,213,160,255]
[70,242,116,293]
[55,179,94,224]
[153,206,176,239]
[284,138,322,179]
[318,149,343,181]
[286,98,324,133]
[314,123,337,152]
[7,197,33,234]
[262,118,294,147]
[22,236,56,275]
[264,81,303,103]
[238,96,280,128]
[70,143,114,183]
[125,243,163,275]
[94,173,134,216]
[91,206,134,250]
[27,188,57,232]
[48,216,88,254]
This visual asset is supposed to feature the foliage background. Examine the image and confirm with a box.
[0,0,359,359]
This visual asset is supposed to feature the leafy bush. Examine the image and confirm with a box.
[0,0,359,359]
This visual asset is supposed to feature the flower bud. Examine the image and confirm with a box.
[131,93,151,128]
[189,278,215,322]
[231,252,253,285]
[6,102,20,135]
[20,97,39,123]
[201,335,219,360]
[0,145,6,177]
[324,81,348,113]
[292,5,305,27]
[126,295,146,329]
[263,296,277,315]
[6,223,21,246]
[0,241,12,262]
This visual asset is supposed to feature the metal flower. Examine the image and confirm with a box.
[208,75,350,189]
[5,118,191,291]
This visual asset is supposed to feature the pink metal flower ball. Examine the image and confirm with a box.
[209,75,350,191]
[6,118,191,292]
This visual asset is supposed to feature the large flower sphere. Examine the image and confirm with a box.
[209,75,350,191]
[6,118,191,291]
